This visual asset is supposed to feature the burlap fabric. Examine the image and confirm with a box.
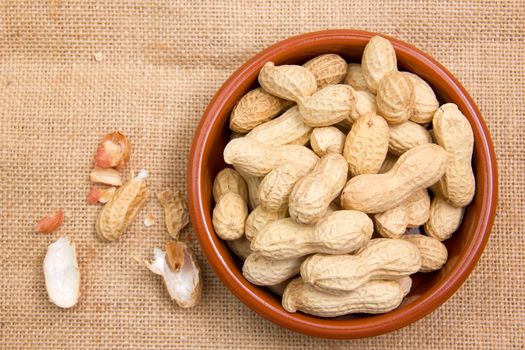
[0,1,523,348]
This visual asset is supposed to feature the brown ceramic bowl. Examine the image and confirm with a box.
[187,30,498,338]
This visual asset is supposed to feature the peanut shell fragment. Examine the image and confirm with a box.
[158,190,189,239]
[94,131,131,169]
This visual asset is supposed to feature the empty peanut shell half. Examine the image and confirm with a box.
[43,237,80,308]
[145,242,202,308]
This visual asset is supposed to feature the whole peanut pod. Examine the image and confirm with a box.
[227,235,253,261]
[212,192,248,241]
[242,253,305,286]
[282,278,406,317]
[259,62,317,102]
[404,72,439,124]
[251,210,373,259]
[224,137,318,177]
[344,63,370,92]
[432,103,475,207]
[388,120,432,155]
[258,161,316,212]
[212,168,248,203]
[212,168,250,241]
[341,143,448,213]
[229,87,291,133]
[96,170,150,241]
[424,195,464,241]
[245,205,288,241]
[298,84,356,127]
[247,106,312,146]
[361,36,397,93]
[348,90,377,122]
[343,113,389,176]
[309,126,346,156]
[289,152,348,224]
[301,238,421,294]
[377,71,415,124]
[401,234,448,272]
[303,54,348,89]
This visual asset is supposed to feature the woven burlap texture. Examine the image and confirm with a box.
[1,1,523,349]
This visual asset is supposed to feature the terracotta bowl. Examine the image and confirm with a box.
[187,30,498,338]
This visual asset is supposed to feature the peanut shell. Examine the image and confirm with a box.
[303,54,348,89]
[361,36,397,93]
[388,120,432,155]
[404,72,439,124]
[377,71,415,124]
[258,62,317,102]
[298,84,356,127]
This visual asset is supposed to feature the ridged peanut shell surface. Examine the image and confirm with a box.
[258,62,317,102]
[229,87,290,133]
[341,143,448,213]
[247,106,312,146]
[388,120,432,155]
[212,168,248,203]
[309,126,346,156]
[303,54,348,89]
[401,234,448,272]
[242,253,305,286]
[343,113,389,176]
[403,72,439,124]
[377,71,415,124]
[424,195,464,241]
[282,278,406,317]
[298,84,356,127]
[361,36,397,93]
[212,192,248,241]
[433,103,475,207]
[344,63,370,92]
[300,238,421,293]
[289,152,348,224]
[348,90,377,122]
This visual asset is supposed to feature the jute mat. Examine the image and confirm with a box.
[1,1,523,348]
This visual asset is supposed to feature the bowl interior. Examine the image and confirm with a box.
[189,30,497,338]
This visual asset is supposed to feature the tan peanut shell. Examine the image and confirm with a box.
[344,63,370,92]
[298,84,356,127]
[223,137,318,177]
[379,153,398,173]
[374,189,430,238]
[282,278,406,317]
[388,120,432,155]
[251,210,373,259]
[289,153,348,224]
[212,168,248,203]
[229,87,291,132]
[258,62,317,102]
[247,106,312,146]
[424,195,464,241]
[245,205,288,241]
[310,126,345,156]
[377,71,415,124]
[303,54,348,89]
[301,238,421,294]
[348,90,377,122]
[341,143,448,213]
[406,189,431,227]
[96,171,150,241]
[404,72,439,124]
[401,234,448,272]
[227,235,253,261]
[212,192,248,240]
[242,253,305,286]
[258,161,317,212]
[343,113,389,176]
[361,36,397,93]
[157,190,189,239]
[374,204,409,238]
[433,103,475,207]
[235,168,262,211]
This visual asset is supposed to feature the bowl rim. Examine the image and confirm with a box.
[188,29,498,339]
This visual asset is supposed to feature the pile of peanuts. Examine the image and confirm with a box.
[212,36,475,317]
